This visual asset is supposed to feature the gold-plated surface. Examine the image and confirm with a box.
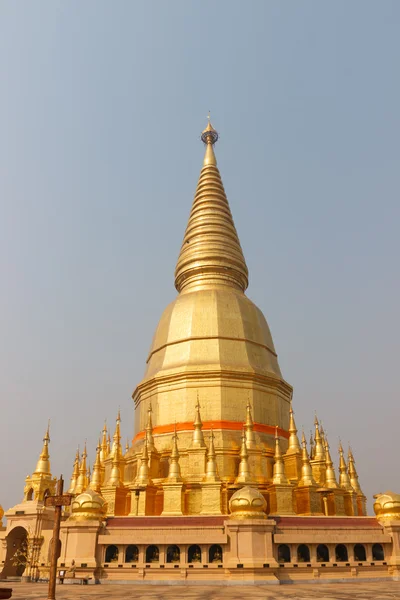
[324,436,338,489]
[68,448,80,494]
[192,399,206,448]
[298,433,316,487]
[132,120,292,496]
[17,122,369,522]
[167,426,182,482]
[338,442,353,491]
[272,426,288,485]
[374,491,400,521]
[34,423,51,475]
[229,485,267,519]
[204,429,220,482]
[69,488,107,521]
[74,442,88,495]
[88,443,102,493]
[286,400,301,454]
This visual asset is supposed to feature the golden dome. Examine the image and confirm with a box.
[145,288,282,380]
[229,485,267,519]
[373,491,400,521]
[69,489,107,521]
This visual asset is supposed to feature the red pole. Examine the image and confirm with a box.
[47,476,63,600]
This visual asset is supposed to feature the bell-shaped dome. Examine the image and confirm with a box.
[69,489,107,521]
[373,490,400,521]
[229,485,267,519]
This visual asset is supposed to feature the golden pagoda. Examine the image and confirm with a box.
[1,119,400,585]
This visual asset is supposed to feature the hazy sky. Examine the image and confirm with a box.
[1,1,399,514]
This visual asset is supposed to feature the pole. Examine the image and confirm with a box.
[47,476,63,600]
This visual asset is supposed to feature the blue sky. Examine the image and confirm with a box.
[0,1,399,512]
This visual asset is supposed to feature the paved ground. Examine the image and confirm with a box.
[2,581,400,600]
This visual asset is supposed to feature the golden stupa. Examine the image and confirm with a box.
[1,120,399,585]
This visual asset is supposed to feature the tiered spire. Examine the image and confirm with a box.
[320,421,326,448]
[286,400,301,454]
[136,434,150,486]
[34,422,51,475]
[348,447,363,495]
[146,403,155,451]
[100,422,108,462]
[167,425,182,482]
[204,428,220,482]
[68,448,80,494]
[272,426,288,485]
[110,410,122,458]
[235,428,252,484]
[107,412,123,487]
[174,118,248,293]
[299,433,316,486]
[309,431,315,460]
[313,415,325,461]
[75,442,88,494]
[245,399,256,448]
[89,442,103,493]
[192,396,206,448]
[338,442,353,491]
[324,436,338,489]
[106,434,111,456]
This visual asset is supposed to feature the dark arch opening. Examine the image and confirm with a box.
[372,543,384,561]
[125,545,138,563]
[317,544,329,562]
[26,488,34,501]
[166,545,180,563]
[1,527,29,579]
[105,545,118,563]
[354,544,366,561]
[146,545,159,563]
[209,545,223,563]
[188,545,202,563]
[297,544,310,562]
[277,544,291,563]
[335,544,348,562]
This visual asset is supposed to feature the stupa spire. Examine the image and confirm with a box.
[348,447,363,494]
[100,421,108,462]
[174,118,248,293]
[309,431,315,460]
[167,425,182,482]
[299,432,316,486]
[34,421,51,475]
[146,403,155,451]
[313,415,325,461]
[286,399,301,454]
[338,442,353,491]
[272,426,288,485]
[324,435,338,489]
[68,448,80,494]
[236,427,252,484]
[136,434,150,486]
[204,428,220,482]
[75,442,88,494]
[245,398,256,448]
[192,396,206,448]
[89,442,103,493]
[111,410,122,459]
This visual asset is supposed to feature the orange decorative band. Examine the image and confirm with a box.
[133,420,289,444]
